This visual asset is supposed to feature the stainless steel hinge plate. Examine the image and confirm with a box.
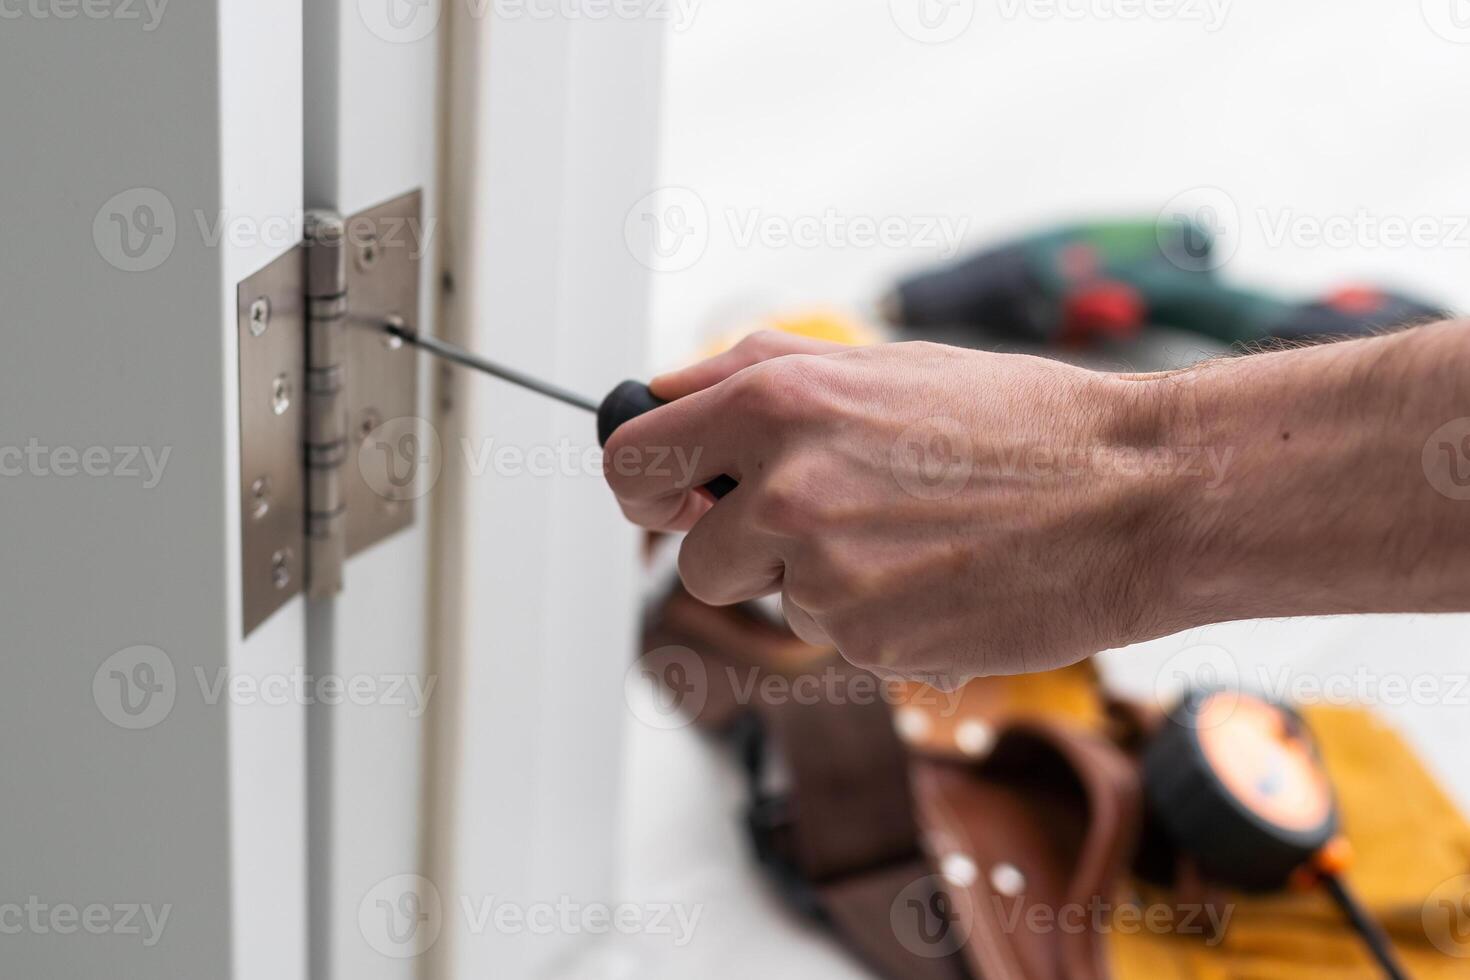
[237,190,423,638]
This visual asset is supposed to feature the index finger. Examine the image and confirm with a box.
[602,380,751,525]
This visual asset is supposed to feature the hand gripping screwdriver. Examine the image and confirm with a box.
[382,319,738,499]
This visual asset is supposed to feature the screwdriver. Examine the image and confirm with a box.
[382,318,738,498]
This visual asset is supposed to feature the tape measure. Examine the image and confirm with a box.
[1143,689,1410,979]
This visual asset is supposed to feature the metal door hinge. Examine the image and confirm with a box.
[236,190,423,637]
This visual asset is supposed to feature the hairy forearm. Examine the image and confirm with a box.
[1134,320,1470,633]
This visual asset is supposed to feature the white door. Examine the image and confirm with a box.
[0,3,661,978]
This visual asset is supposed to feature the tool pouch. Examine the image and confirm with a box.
[642,584,1143,980]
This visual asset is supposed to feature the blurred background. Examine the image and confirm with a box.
[600,2,1470,976]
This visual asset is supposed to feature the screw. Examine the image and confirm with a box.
[359,409,382,442]
[383,315,406,350]
[249,297,271,337]
[272,374,292,416]
[271,548,293,591]
[249,476,272,519]
[357,234,381,272]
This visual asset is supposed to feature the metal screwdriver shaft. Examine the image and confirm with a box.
[377,317,738,498]
[382,318,600,413]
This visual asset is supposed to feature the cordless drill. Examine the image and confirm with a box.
[881,220,1446,348]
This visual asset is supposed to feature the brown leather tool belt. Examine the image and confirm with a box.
[642,584,1146,980]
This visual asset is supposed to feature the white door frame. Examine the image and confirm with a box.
[424,6,665,979]
[0,3,662,978]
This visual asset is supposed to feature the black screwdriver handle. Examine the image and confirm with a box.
[598,380,738,499]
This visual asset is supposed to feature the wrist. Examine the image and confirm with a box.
[1083,371,1211,647]
[1111,323,1470,632]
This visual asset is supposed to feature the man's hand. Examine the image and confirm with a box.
[605,331,1176,682]
[605,323,1470,683]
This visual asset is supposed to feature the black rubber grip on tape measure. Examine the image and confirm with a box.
[597,380,738,499]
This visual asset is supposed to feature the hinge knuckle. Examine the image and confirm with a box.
[304,209,348,600]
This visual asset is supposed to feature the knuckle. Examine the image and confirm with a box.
[749,477,811,537]
[735,355,827,424]
[676,539,726,605]
[741,329,786,359]
[787,543,868,613]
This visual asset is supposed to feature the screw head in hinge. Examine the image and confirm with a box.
[356,233,381,272]
[270,548,294,591]
[358,409,383,443]
[271,374,292,416]
[249,476,272,519]
[248,297,271,337]
[383,315,406,350]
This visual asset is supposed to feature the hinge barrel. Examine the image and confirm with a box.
[304,210,348,599]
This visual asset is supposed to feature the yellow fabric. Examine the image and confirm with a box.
[1107,705,1470,977]
[987,659,1108,730]
[699,307,884,360]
